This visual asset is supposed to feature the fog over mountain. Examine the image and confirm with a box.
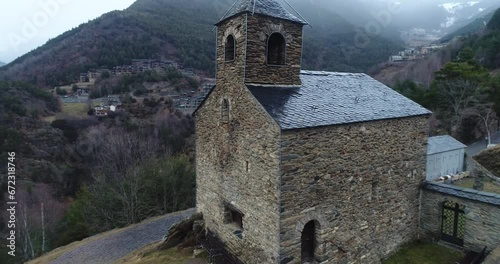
[301,0,500,40]
[0,61,5,67]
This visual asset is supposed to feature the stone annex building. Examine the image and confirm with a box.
[194,0,432,263]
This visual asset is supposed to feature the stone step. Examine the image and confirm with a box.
[484,247,500,264]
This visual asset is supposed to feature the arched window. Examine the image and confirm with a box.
[225,35,235,62]
[267,33,286,65]
[221,99,229,123]
[301,221,316,262]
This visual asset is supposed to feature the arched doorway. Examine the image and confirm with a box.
[301,221,316,263]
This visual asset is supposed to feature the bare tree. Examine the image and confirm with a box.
[41,202,45,254]
[436,79,480,132]
[89,128,162,227]
[14,183,67,261]
[18,204,35,260]
[466,104,498,146]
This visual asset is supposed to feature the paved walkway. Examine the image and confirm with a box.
[49,209,195,264]
[466,132,500,157]
[484,247,500,264]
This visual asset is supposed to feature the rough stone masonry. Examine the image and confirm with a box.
[195,0,431,263]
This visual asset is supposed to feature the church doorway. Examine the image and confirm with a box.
[301,221,316,263]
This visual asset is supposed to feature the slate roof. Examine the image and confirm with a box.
[427,135,467,155]
[217,0,306,25]
[247,71,431,130]
[422,181,500,206]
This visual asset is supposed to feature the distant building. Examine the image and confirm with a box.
[421,44,446,55]
[94,106,108,116]
[389,55,404,62]
[80,73,88,83]
[129,59,178,73]
[426,135,467,181]
[87,71,100,83]
[77,88,90,95]
[79,71,100,83]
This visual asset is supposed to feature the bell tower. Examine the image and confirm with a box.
[215,0,307,86]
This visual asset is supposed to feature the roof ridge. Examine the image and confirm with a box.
[247,73,431,130]
[216,0,307,25]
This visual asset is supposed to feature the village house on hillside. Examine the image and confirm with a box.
[194,0,432,263]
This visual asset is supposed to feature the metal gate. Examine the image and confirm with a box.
[441,201,465,246]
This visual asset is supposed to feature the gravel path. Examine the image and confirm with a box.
[50,209,195,264]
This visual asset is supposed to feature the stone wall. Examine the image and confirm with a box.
[216,14,247,84]
[279,116,429,264]
[197,14,282,263]
[216,14,303,86]
[420,182,500,253]
[244,15,303,86]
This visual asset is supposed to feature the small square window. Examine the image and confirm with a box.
[223,203,244,230]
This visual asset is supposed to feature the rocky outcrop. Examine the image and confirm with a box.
[158,212,204,250]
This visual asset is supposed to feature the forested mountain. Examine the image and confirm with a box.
[440,9,496,43]
[293,1,403,73]
[373,8,500,87]
[0,0,401,87]
[488,8,500,30]
[465,8,500,70]
[0,77,197,263]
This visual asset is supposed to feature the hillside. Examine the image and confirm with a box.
[370,39,465,87]
[469,8,500,70]
[440,9,496,43]
[0,81,62,165]
[488,8,500,30]
[372,8,500,87]
[0,61,5,67]
[475,146,500,176]
[0,77,197,263]
[0,0,401,87]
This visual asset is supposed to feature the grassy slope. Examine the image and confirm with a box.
[115,243,207,264]
[383,241,464,264]
[475,145,500,177]
[61,103,89,117]
[454,177,500,194]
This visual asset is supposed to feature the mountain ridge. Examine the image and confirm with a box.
[371,8,500,88]
[440,9,496,42]
[488,8,500,30]
[0,0,402,87]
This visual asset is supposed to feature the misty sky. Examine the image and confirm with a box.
[0,0,136,63]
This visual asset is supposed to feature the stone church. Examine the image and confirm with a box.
[195,0,431,263]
